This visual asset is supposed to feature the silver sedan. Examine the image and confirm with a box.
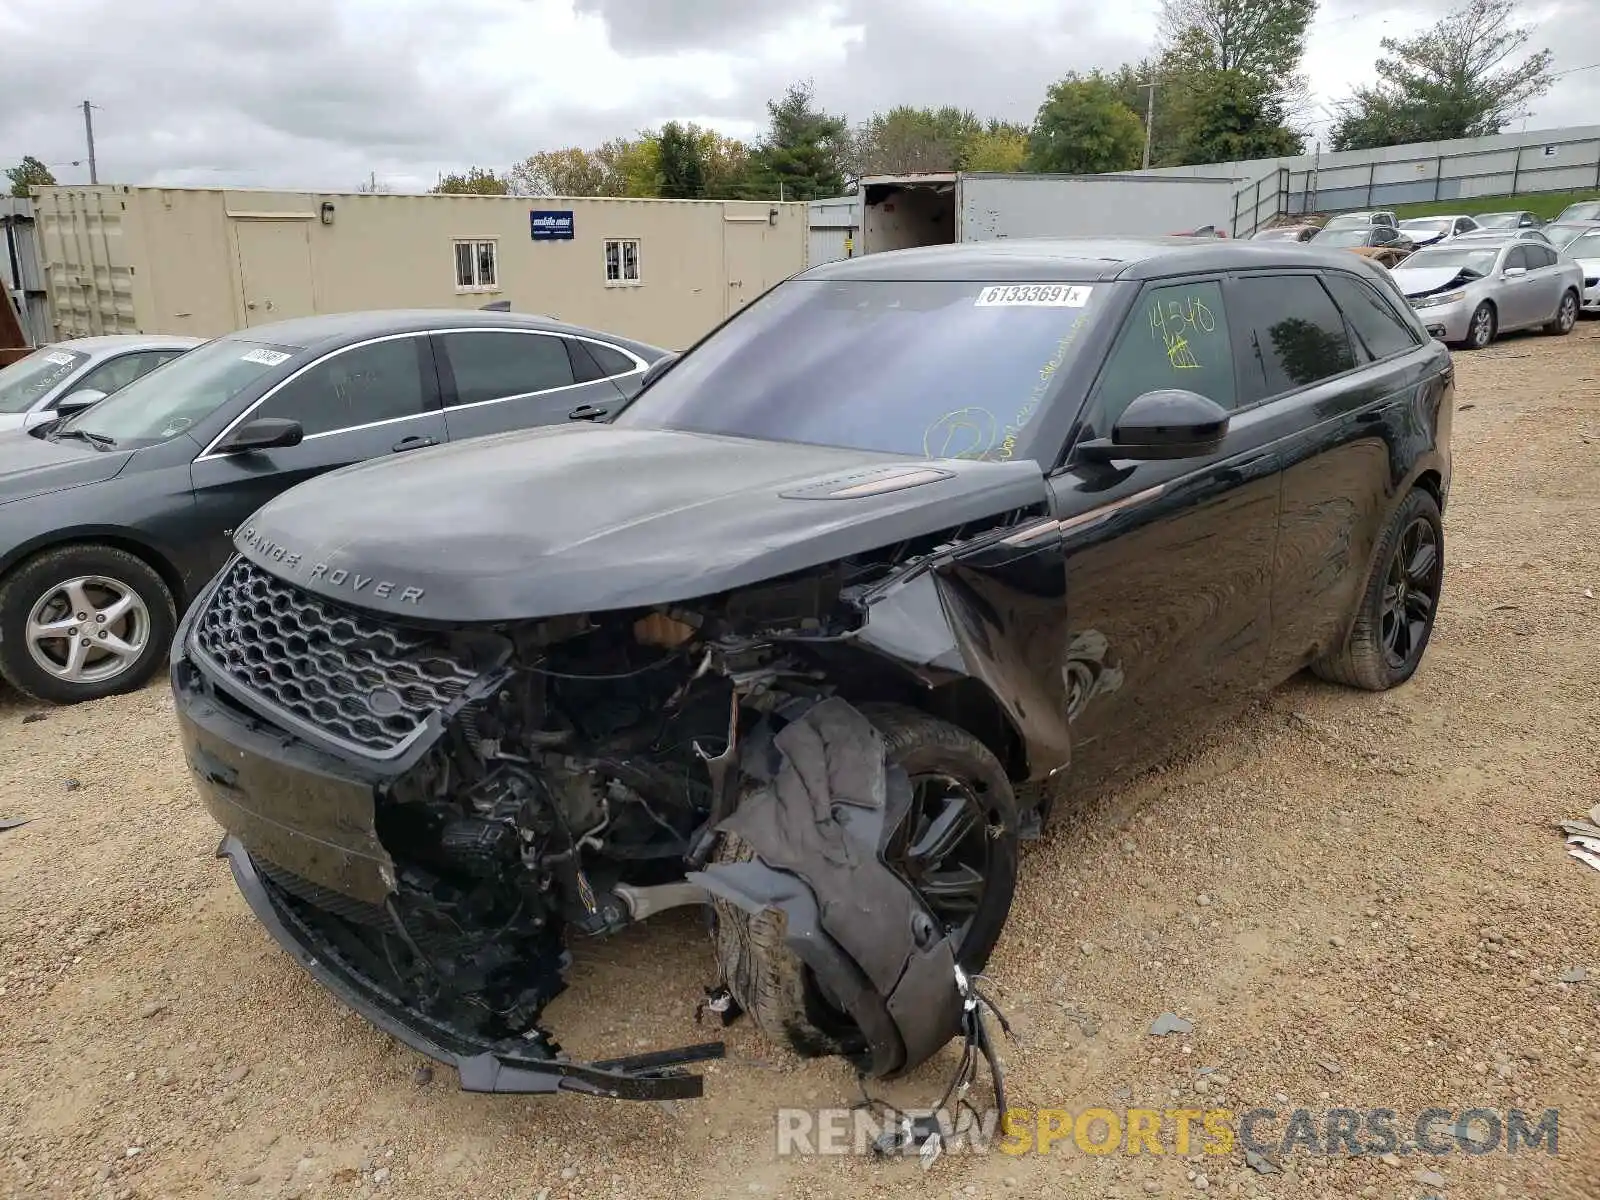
[0,335,203,434]
[1390,237,1584,350]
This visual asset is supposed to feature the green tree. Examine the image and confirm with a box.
[432,166,510,195]
[962,121,1030,172]
[596,135,662,197]
[1171,70,1304,164]
[697,129,754,198]
[849,106,982,175]
[510,147,610,196]
[656,121,707,198]
[746,81,849,200]
[1026,73,1146,174]
[1329,0,1555,151]
[6,155,56,198]
[1158,0,1318,83]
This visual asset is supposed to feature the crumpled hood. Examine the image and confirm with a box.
[0,431,130,506]
[1392,267,1473,297]
[234,423,1049,622]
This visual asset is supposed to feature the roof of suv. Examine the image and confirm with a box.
[799,236,1381,283]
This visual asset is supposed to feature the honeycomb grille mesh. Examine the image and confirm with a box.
[192,558,476,754]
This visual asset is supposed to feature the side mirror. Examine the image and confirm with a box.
[1077,390,1230,463]
[1503,266,1527,277]
[55,388,108,417]
[216,417,303,455]
[639,352,679,390]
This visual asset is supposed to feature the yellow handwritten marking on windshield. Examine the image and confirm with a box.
[924,407,999,459]
[1150,295,1216,371]
[994,314,1090,461]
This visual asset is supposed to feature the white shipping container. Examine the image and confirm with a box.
[840,172,1240,258]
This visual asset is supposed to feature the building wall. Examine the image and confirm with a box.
[31,186,810,349]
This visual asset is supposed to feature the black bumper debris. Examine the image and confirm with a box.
[216,835,724,1100]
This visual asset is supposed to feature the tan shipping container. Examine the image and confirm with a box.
[29,186,811,350]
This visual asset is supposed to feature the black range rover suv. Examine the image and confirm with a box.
[173,238,1452,1100]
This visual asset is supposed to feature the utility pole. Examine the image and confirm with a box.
[1139,80,1157,170]
[81,100,98,184]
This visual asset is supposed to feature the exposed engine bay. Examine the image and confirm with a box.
[178,513,1052,1098]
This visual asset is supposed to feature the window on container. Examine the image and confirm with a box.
[605,239,641,285]
[454,240,498,291]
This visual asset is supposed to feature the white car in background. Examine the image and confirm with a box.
[1398,215,1481,248]
[1558,227,1600,317]
[0,335,202,434]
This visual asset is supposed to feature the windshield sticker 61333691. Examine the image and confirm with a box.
[975,284,1093,308]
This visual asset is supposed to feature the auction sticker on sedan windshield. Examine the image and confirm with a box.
[975,284,1093,307]
[240,348,291,366]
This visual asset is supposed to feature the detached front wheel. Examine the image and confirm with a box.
[0,545,176,704]
[710,705,1018,1062]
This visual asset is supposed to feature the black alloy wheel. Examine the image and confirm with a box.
[1380,515,1442,670]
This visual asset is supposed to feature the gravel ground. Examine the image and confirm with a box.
[3,327,1599,1200]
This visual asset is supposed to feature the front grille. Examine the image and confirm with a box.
[192,558,478,755]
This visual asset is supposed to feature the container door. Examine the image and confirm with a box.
[724,215,766,317]
[235,220,314,326]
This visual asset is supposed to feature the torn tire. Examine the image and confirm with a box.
[708,703,1018,1071]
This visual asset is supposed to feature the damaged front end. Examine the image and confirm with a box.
[173,506,1064,1099]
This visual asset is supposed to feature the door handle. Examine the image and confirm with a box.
[391,435,439,453]
[568,404,609,422]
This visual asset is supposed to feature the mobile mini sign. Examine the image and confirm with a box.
[530,210,575,241]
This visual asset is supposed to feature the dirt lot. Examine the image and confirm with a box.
[3,328,1599,1200]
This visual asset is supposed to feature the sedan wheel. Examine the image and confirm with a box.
[1465,303,1496,350]
[1545,291,1578,335]
[26,576,151,686]
[0,544,176,704]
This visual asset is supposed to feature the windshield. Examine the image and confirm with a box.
[1401,218,1452,233]
[1546,223,1596,249]
[1558,202,1600,221]
[614,279,1107,461]
[0,346,89,414]
[1313,229,1370,247]
[1398,247,1501,277]
[1562,230,1600,259]
[58,337,301,448]
[1474,213,1519,229]
[1322,214,1370,231]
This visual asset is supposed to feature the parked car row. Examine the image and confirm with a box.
[0,311,669,703]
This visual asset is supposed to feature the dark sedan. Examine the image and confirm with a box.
[174,237,1453,1100]
[0,309,667,703]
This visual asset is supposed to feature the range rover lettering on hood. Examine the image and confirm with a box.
[237,526,426,604]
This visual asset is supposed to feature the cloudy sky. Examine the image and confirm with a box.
[2,0,1596,191]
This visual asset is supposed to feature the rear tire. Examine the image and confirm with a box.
[1544,290,1578,335]
[710,704,1018,1061]
[0,544,176,704]
[1460,302,1496,350]
[1311,488,1444,691]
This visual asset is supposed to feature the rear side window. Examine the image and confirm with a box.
[585,341,639,378]
[259,337,429,436]
[1083,279,1236,436]
[441,331,575,406]
[1323,274,1419,361]
[1525,244,1557,268]
[1229,275,1357,404]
